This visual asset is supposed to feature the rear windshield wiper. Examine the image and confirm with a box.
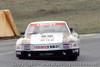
[28,32,39,34]
[31,32,39,34]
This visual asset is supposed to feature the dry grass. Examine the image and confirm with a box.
[0,0,100,34]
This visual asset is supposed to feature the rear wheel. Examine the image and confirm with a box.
[17,55,29,59]
[16,52,28,59]
[16,54,25,59]
[68,56,78,61]
[17,56,25,59]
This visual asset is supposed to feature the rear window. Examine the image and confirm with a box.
[26,23,70,34]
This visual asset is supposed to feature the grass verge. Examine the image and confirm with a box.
[0,0,100,34]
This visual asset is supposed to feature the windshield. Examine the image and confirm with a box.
[26,23,70,34]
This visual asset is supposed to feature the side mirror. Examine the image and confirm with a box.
[70,28,74,33]
[20,32,25,35]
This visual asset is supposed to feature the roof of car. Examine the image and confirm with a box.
[30,21,66,24]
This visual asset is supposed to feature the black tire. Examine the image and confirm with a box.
[18,56,24,59]
[18,56,28,59]
[78,49,80,56]
[16,51,29,59]
[16,54,28,59]
[68,56,78,61]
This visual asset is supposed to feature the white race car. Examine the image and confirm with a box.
[16,21,80,60]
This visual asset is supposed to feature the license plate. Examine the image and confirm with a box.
[40,53,53,56]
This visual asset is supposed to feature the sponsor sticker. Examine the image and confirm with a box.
[30,23,66,27]
[63,44,69,48]
[35,46,49,49]
[24,45,30,50]
[40,38,54,41]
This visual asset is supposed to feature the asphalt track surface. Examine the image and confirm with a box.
[0,34,100,67]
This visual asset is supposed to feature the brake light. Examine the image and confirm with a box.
[73,44,77,47]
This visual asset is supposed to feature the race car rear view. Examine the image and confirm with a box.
[16,21,80,60]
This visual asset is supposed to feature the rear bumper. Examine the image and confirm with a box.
[16,49,79,58]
